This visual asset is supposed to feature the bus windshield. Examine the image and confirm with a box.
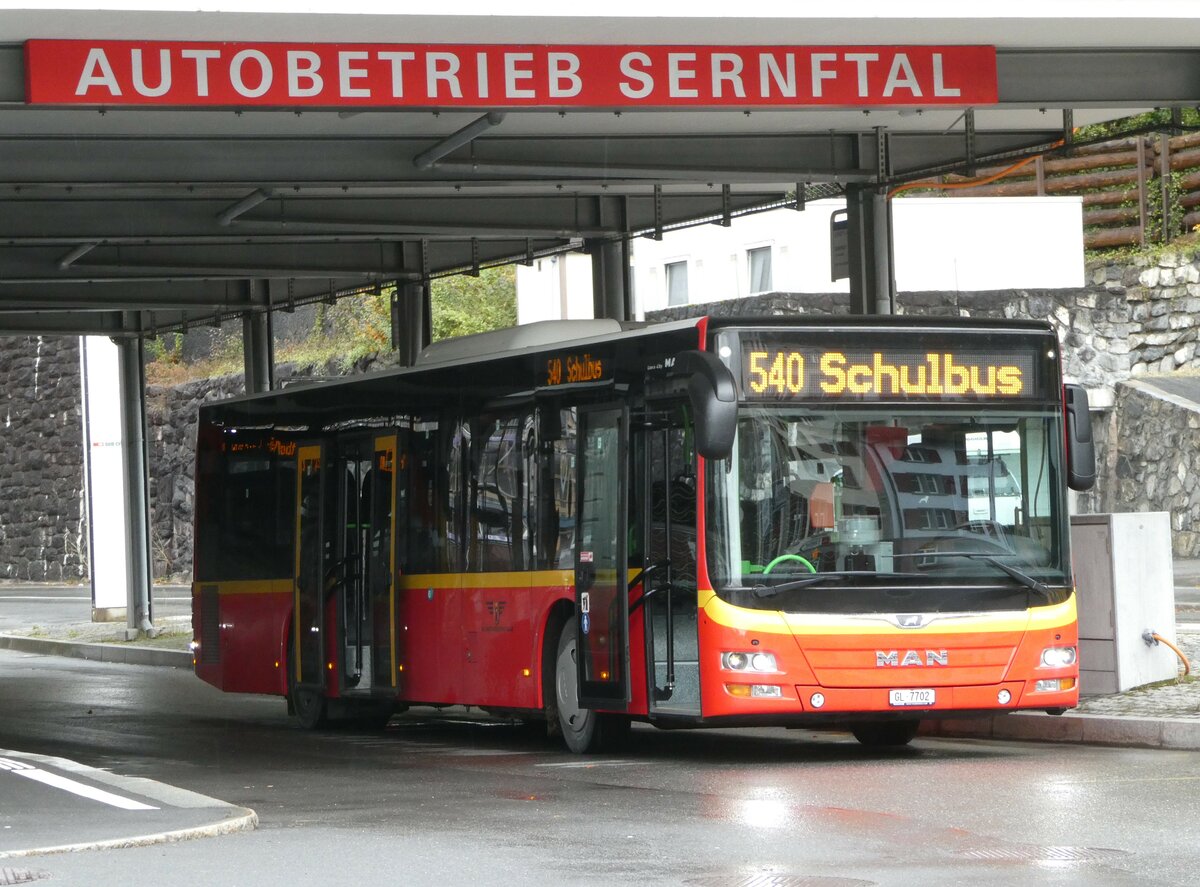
[704,406,1071,613]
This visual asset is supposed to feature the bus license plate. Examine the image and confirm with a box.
[889,688,935,707]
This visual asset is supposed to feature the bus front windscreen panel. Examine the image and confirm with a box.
[705,407,1070,614]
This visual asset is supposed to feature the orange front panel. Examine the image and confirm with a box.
[800,632,1021,688]
[697,589,1079,720]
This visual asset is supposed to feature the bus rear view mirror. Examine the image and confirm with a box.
[1064,384,1096,491]
[674,350,737,461]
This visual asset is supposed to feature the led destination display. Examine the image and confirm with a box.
[740,344,1038,401]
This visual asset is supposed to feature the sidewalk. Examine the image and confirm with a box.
[2,580,1197,750]
[0,612,193,668]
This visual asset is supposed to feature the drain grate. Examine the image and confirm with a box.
[957,846,1132,863]
[0,869,50,885]
[686,877,875,887]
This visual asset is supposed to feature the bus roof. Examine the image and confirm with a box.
[200,314,1055,428]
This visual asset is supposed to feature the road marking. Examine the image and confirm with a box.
[535,759,641,768]
[1,758,157,810]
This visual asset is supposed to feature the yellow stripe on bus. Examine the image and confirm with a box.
[193,579,293,596]
[398,570,574,590]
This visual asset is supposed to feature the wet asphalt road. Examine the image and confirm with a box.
[0,650,1197,887]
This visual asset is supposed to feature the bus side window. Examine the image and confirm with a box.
[469,412,532,572]
[407,419,454,574]
[537,407,577,570]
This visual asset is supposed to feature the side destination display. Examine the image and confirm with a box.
[738,336,1041,402]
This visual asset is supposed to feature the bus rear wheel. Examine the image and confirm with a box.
[851,720,920,747]
[554,616,629,754]
[288,642,328,730]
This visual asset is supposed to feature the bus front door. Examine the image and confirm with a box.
[574,405,631,710]
[639,406,701,718]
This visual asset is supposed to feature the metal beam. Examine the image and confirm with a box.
[392,281,428,367]
[116,335,154,637]
[241,280,273,393]
[997,49,1200,104]
[413,111,506,169]
[588,238,630,322]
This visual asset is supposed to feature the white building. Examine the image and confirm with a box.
[517,196,1085,323]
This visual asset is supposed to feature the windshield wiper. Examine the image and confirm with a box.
[725,571,926,599]
[896,552,1052,599]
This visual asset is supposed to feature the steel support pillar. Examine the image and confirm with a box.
[116,336,154,637]
[844,185,895,315]
[392,281,430,367]
[588,238,631,321]
[241,281,274,393]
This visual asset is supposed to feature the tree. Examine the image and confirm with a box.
[430,266,517,342]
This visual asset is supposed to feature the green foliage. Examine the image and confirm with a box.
[1076,108,1200,142]
[1146,170,1188,244]
[430,266,518,342]
[145,267,519,384]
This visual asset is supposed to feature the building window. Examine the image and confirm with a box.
[748,246,773,293]
[666,261,689,306]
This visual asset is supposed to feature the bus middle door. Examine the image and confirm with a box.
[332,434,398,697]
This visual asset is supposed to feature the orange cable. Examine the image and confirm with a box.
[888,139,1066,199]
[1152,632,1192,677]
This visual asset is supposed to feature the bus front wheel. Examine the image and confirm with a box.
[554,616,629,753]
[851,720,920,747]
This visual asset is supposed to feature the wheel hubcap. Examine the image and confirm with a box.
[556,636,585,732]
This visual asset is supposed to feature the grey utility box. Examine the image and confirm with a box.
[1070,512,1179,695]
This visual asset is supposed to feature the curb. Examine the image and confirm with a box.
[0,634,191,668]
[0,807,258,860]
[921,710,1200,750]
[0,747,258,860]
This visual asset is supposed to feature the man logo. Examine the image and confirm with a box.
[876,650,949,667]
[485,601,506,626]
[896,614,925,628]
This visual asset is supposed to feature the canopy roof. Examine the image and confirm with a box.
[0,7,1197,337]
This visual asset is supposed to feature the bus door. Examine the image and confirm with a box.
[293,444,327,693]
[637,402,701,717]
[574,404,631,710]
[333,434,398,695]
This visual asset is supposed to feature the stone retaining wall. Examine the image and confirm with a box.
[1104,382,1200,557]
[0,336,87,581]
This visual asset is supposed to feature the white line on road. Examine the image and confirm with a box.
[0,596,191,603]
[8,768,158,810]
[534,759,641,768]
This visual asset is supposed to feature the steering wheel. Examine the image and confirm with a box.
[763,553,817,575]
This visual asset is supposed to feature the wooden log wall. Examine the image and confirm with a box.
[902,132,1200,250]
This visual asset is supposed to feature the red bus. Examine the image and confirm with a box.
[192,315,1095,751]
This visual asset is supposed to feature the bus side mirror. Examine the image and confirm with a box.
[1064,384,1096,491]
[674,350,737,461]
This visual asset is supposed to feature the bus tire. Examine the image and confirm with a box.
[851,720,920,747]
[554,616,629,754]
[288,641,329,730]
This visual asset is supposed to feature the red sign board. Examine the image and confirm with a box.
[25,40,996,108]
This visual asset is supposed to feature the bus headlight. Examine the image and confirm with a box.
[1040,646,1077,668]
[722,651,778,673]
